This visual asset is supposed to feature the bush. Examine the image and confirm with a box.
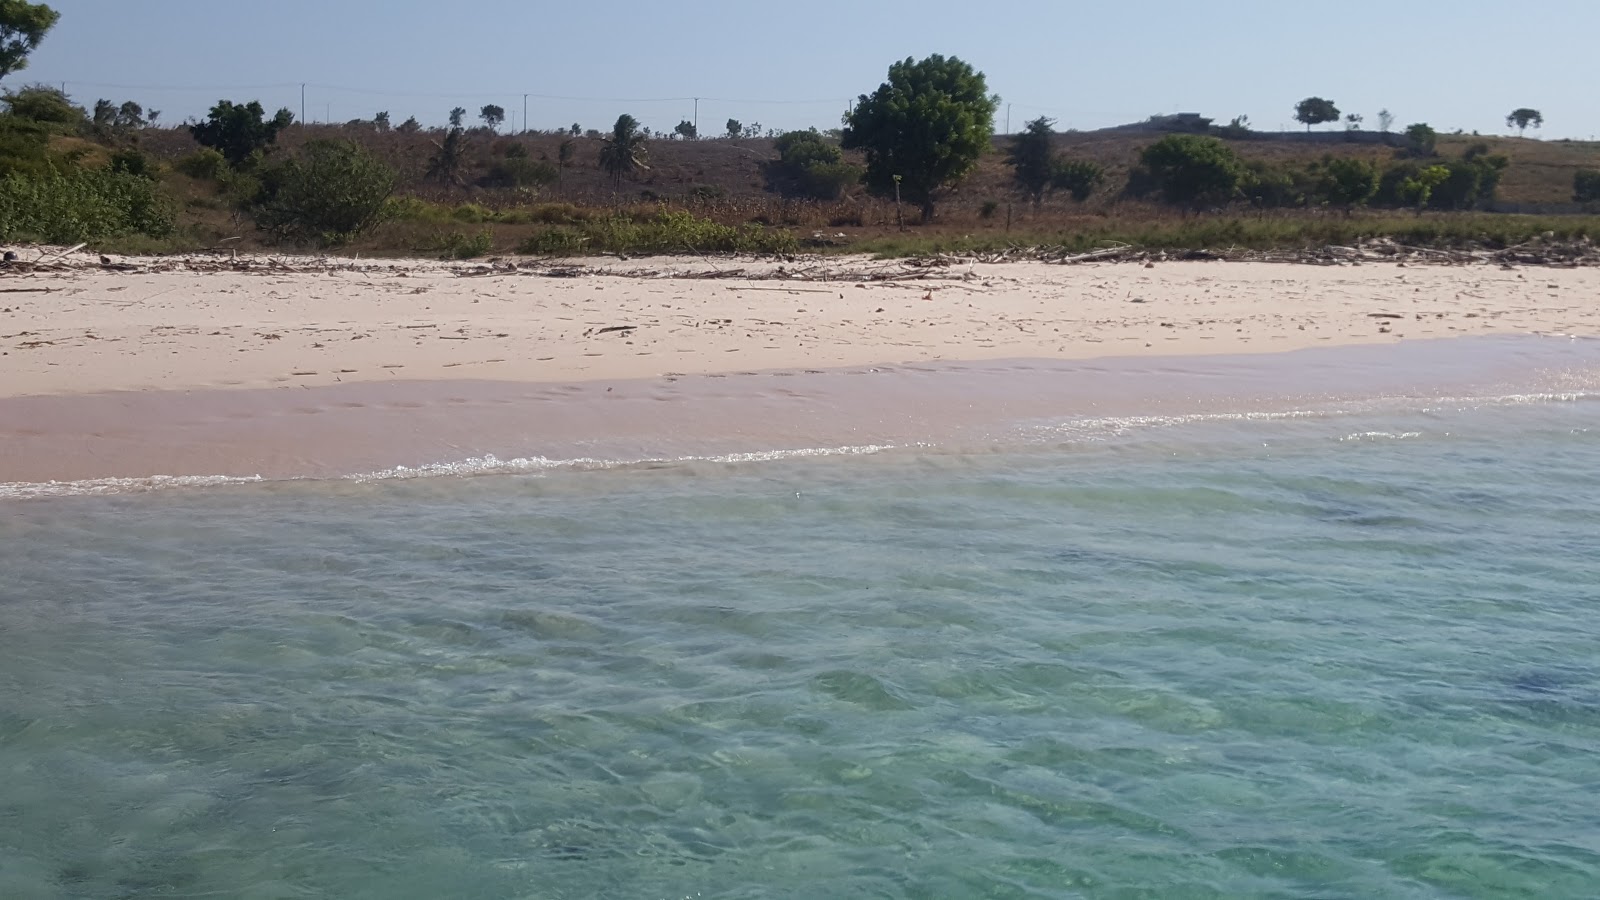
[1,84,85,126]
[109,147,158,179]
[1576,170,1600,204]
[438,228,493,259]
[479,157,559,189]
[1138,135,1244,208]
[766,129,862,200]
[0,167,175,242]
[175,147,229,180]
[1315,156,1379,208]
[190,100,294,167]
[1050,159,1105,202]
[979,200,999,219]
[516,209,797,257]
[251,139,397,247]
[0,114,51,177]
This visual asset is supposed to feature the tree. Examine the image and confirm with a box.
[673,119,697,140]
[1315,156,1379,209]
[397,116,420,134]
[1005,116,1055,204]
[252,139,397,247]
[1377,109,1395,133]
[842,54,999,221]
[0,0,57,82]
[1294,97,1340,131]
[726,118,741,139]
[557,138,575,168]
[480,104,505,130]
[1344,113,1363,131]
[426,127,467,185]
[569,122,581,136]
[448,107,466,128]
[2,82,80,124]
[189,100,294,167]
[1404,122,1437,157]
[373,111,390,132]
[1575,170,1600,204]
[598,113,648,186]
[1138,134,1244,208]
[1506,108,1543,136]
[1397,165,1449,210]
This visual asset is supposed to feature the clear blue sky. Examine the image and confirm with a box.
[19,0,1600,139]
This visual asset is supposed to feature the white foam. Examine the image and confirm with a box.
[0,473,264,501]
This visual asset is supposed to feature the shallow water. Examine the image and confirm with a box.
[3,395,1599,898]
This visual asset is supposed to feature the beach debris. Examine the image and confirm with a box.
[584,325,637,337]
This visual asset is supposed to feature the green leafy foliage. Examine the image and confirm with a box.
[1294,97,1340,131]
[1575,170,1600,204]
[1137,134,1245,208]
[1315,156,1379,208]
[480,104,504,130]
[516,209,796,257]
[190,100,294,167]
[437,228,492,259]
[1506,108,1543,136]
[1005,117,1055,203]
[448,107,466,128]
[725,119,741,139]
[673,119,697,140]
[1404,123,1437,157]
[250,139,397,247]
[426,127,468,185]
[842,54,999,220]
[2,82,82,125]
[0,166,174,241]
[480,156,558,189]
[0,0,58,82]
[766,129,861,200]
[1050,159,1104,202]
[598,114,648,186]
[175,147,229,181]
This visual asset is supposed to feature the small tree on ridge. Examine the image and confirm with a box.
[1294,97,1340,132]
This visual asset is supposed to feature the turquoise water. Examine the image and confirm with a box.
[3,396,1599,898]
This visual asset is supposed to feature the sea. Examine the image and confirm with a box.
[3,347,1600,898]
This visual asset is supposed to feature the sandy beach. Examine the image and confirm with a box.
[3,252,1599,486]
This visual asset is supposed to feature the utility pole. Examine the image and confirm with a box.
[694,97,699,137]
[523,94,528,135]
[1005,103,1011,134]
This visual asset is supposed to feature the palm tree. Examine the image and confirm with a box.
[598,114,649,187]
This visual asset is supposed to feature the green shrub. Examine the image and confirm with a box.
[451,203,494,223]
[109,147,158,179]
[516,209,796,257]
[480,157,559,189]
[0,114,51,177]
[251,139,397,247]
[765,129,862,200]
[1138,135,1244,208]
[1576,170,1600,204]
[1050,159,1105,202]
[1315,156,1379,208]
[0,167,175,242]
[979,200,999,219]
[1,85,85,126]
[175,147,229,180]
[439,228,493,259]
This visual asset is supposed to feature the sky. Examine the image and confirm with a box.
[17,0,1600,140]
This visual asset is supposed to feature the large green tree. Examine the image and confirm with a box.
[1138,134,1245,208]
[1294,97,1340,131]
[598,113,648,186]
[842,54,999,221]
[1506,108,1543,136]
[189,100,295,167]
[0,0,57,83]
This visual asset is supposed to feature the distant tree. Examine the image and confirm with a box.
[1344,113,1363,131]
[397,116,420,134]
[0,0,58,82]
[426,127,468,185]
[673,119,697,140]
[1050,158,1104,202]
[842,54,1000,221]
[147,109,160,125]
[1315,156,1379,208]
[117,100,144,128]
[1506,108,1543,136]
[765,128,861,200]
[726,118,741,139]
[480,104,505,130]
[1294,97,1340,131]
[1574,170,1600,204]
[598,113,648,186]
[448,107,466,128]
[252,139,398,247]
[1219,115,1252,139]
[92,98,145,130]
[1005,116,1055,204]
[1397,165,1449,210]
[92,97,115,126]
[373,110,390,132]
[190,100,295,167]
[557,138,575,168]
[1404,122,1437,156]
[569,122,580,136]
[1137,134,1245,208]
[1377,109,1395,133]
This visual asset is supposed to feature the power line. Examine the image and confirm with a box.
[54,78,850,107]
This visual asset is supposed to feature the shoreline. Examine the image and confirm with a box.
[5,335,1600,490]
